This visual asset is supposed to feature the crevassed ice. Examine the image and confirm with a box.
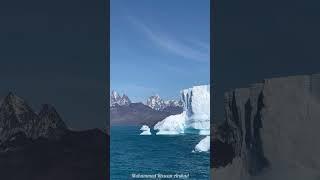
[154,85,210,135]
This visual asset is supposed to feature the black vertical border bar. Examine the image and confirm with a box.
[210,0,216,172]
[105,0,110,178]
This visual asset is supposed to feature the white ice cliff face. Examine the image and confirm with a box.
[154,85,210,135]
[140,125,151,135]
[213,74,320,180]
[194,136,210,152]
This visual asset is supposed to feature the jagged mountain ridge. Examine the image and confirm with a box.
[0,93,67,142]
[0,92,108,180]
[0,92,67,141]
[146,95,183,111]
[110,90,131,107]
[110,91,183,126]
[110,90,183,110]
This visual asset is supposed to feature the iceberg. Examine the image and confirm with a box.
[154,85,210,135]
[213,74,320,180]
[194,136,210,152]
[153,112,186,135]
[139,125,151,135]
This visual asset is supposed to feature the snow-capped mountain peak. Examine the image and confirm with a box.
[110,90,131,107]
[146,95,165,110]
[146,95,183,111]
[120,94,131,105]
[111,90,119,99]
[109,90,183,111]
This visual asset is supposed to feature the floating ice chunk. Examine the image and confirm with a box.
[140,125,149,131]
[139,125,151,135]
[194,136,210,152]
[154,112,186,135]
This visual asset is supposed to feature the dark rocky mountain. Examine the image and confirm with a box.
[0,93,68,142]
[111,102,183,126]
[37,104,67,140]
[0,92,108,180]
[0,92,40,141]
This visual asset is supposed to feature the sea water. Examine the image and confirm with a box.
[111,126,210,180]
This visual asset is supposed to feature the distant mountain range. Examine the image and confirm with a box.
[0,92,107,180]
[110,91,183,126]
[145,95,183,111]
[110,90,183,109]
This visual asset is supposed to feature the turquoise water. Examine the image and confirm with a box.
[110,126,210,180]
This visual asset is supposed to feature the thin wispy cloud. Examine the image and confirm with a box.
[188,39,210,50]
[127,16,209,63]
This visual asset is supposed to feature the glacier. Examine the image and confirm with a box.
[212,74,320,180]
[194,136,210,152]
[154,85,210,135]
[140,125,151,135]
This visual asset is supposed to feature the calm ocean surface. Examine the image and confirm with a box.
[110,126,210,180]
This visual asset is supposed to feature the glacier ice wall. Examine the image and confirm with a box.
[154,85,210,135]
[213,74,320,180]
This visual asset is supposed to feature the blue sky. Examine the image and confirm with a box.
[111,0,210,102]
